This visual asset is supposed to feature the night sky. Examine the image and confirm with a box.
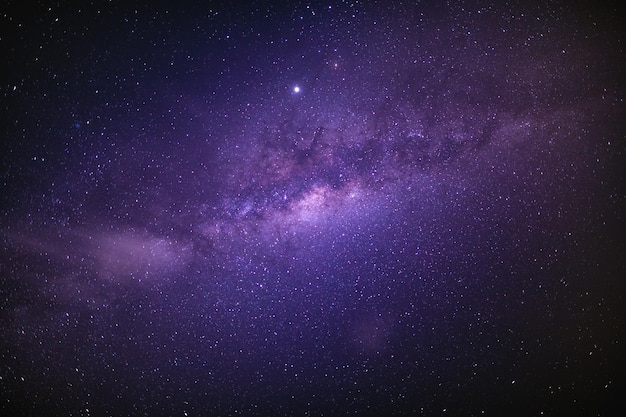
[1,1,624,416]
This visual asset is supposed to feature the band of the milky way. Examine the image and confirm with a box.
[0,1,624,416]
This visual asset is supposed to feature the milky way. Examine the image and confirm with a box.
[1,1,624,416]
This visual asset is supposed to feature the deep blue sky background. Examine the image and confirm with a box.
[1,1,624,416]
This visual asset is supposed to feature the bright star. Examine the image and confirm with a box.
[293,86,300,93]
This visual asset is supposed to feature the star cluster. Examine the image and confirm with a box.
[1,1,624,416]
